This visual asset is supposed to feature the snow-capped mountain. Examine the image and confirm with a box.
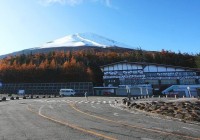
[0,33,132,59]
[40,33,130,49]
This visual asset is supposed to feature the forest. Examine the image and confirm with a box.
[0,48,200,86]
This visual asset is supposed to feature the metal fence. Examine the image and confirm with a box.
[0,82,93,95]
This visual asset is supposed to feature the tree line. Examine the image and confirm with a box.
[0,48,199,85]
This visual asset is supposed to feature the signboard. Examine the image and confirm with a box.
[126,85,130,91]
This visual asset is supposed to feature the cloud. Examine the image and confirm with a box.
[104,0,118,9]
[39,0,117,8]
[40,0,83,6]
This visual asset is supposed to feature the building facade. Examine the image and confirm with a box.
[101,61,200,93]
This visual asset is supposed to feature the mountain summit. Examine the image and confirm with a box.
[40,33,130,49]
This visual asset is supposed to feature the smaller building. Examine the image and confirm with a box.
[162,85,200,97]
[116,84,153,96]
[93,84,153,96]
[93,87,118,96]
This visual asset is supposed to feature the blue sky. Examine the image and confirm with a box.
[0,0,200,55]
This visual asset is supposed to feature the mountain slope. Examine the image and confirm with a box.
[0,33,132,59]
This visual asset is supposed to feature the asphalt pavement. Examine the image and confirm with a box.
[0,96,200,140]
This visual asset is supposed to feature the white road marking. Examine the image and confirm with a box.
[39,105,45,115]
[103,101,107,104]
[34,100,43,102]
[141,138,154,140]
[130,111,139,114]
[91,105,97,108]
[78,101,84,104]
[182,127,200,133]
[49,105,54,109]
[113,113,119,116]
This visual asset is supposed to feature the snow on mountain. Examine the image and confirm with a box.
[0,33,132,59]
[40,33,130,49]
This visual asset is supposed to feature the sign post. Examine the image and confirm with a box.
[126,85,131,101]
[187,86,191,98]
[0,82,2,98]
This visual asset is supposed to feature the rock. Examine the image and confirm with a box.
[174,114,184,119]
[160,106,168,110]
[158,101,165,104]
[183,113,192,119]
[167,109,174,113]
[130,103,137,107]
[194,106,200,110]
[174,106,178,110]
[135,104,141,109]
[196,110,200,115]
[166,112,175,117]
[139,103,145,107]
[145,103,151,108]
[150,110,157,114]
[191,112,198,118]
[126,101,131,106]
[2,97,6,101]
[149,105,159,110]
[152,101,157,105]
[122,98,127,104]
[139,106,145,110]
[145,108,153,112]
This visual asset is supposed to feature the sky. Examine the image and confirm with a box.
[0,0,200,55]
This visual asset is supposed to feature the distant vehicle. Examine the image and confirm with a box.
[59,89,75,96]
[18,90,25,95]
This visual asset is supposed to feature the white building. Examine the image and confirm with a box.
[100,61,200,95]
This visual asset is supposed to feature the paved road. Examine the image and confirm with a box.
[0,97,200,140]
